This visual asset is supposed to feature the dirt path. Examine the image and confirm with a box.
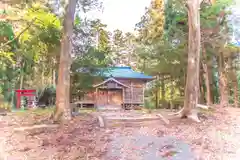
[0,115,14,159]
[0,108,240,160]
[106,129,195,160]
[102,108,240,160]
[0,113,109,160]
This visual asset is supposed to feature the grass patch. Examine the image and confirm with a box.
[13,107,97,117]
[13,107,55,116]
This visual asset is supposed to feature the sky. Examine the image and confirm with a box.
[87,0,151,33]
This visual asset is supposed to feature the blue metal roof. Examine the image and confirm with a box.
[232,40,240,46]
[233,41,240,47]
[99,66,153,80]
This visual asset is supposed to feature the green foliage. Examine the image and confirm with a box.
[144,98,155,110]
[71,47,110,95]
[133,0,235,107]
[135,0,165,44]
[1,0,237,109]
[200,0,232,29]
[0,93,12,111]
[0,102,12,111]
[0,21,15,41]
[74,15,81,26]
[37,85,56,97]
[0,3,61,103]
[0,0,108,107]
[90,19,111,52]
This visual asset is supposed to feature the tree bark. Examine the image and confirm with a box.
[227,57,239,107]
[232,76,239,107]
[180,0,201,121]
[160,76,165,100]
[218,52,228,107]
[199,71,205,104]
[155,88,159,108]
[53,0,77,122]
[155,75,159,108]
[202,44,213,105]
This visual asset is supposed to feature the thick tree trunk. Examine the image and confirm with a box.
[232,75,239,107]
[227,57,239,107]
[180,0,201,121]
[155,88,159,108]
[218,52,228,107]
[208,58,214,102]
[218,71,228,107]
[155,75,160,108]
[199,72,205,104]
[161,76,165,100]
[53,0,77,122]
[202,44,213,105]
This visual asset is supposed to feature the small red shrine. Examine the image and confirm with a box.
[15,89,36,108]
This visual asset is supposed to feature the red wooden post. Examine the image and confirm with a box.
[16,91,21,109]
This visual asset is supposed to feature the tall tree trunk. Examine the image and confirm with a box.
[53,0,77,122]
[161,76,165,100]
[218,52,228,107]
[208,58,214,103]
[202,44,213,105]
[155,75,159,108]
[181,0,201,121]
[227,57,239,107]
[232,75,239,107]
[199,70,205,104]
[53,69,56,86]
[41,70,44,86]
[155,88,159,108]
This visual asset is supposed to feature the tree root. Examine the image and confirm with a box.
[168,108,184,116]
[196,104,209,109]
[184,109,201,123]
[98,116,105,128]
[14,124,59,132]
[156,113,170,124]
[168,103,210,123]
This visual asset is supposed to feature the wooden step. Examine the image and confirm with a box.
[97,108,122,111]
[105,119,163,128]
[103,116,163,128]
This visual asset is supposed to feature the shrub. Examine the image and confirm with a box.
[144,98,155,110]
[0,102,11,111]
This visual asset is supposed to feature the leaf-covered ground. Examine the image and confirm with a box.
[0,107,240,160]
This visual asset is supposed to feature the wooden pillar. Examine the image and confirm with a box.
[122,87,125,109]
[95,88,98,108]
[16,91,21,109]
[80,102,83,108]
[142,83,145,106]
[107,90,109,105]
[130,81,133,109]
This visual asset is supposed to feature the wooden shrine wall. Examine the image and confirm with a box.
[118,79,145,104]
[77,78,146,105]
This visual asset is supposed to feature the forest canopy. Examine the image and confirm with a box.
[0,0,240,118]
